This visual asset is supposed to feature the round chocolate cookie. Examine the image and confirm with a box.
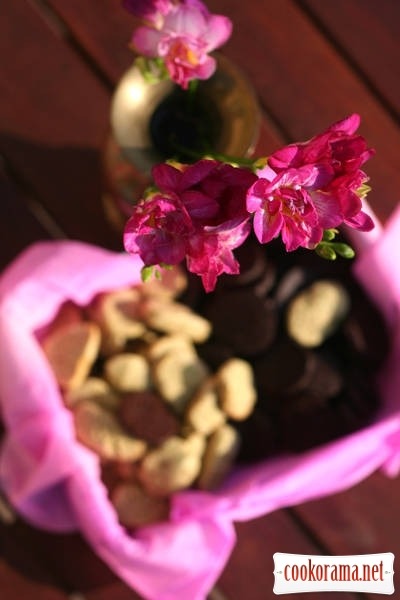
[306,353,344,400]
[196,340,234,371]
[204,289,278,356]
[254,338,316,404]
[235,409,279,463]
[340,293,391,369]
[277,403,345,453]
[273,266,308,306]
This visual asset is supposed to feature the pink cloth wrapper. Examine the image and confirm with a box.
[1,206,400,600]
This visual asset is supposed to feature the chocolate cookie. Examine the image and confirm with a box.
[254,338,316,404]
[204,289,278,356]
[119,391,181,446]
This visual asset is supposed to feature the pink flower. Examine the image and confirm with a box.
[247,166,323,251]
[131,3,232,88]
[124,160,256,291]
[247,114,374,251]
[268,114,374,177]
[123,193,194,266]
[123,0,173,26]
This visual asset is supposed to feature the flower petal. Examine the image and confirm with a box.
[152,163,182,192]
[344,211,375,231]
[311,190,344,229]
[202,15,233,49]
[131,27,163,56]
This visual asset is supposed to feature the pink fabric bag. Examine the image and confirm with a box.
[1,206,400,600]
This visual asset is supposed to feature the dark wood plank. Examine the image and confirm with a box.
[0,523,68,600]
[85,581,142,600]
[46,0,134,84]
[0,559,67,600]
[217,511,359,600]
[293,470,400,600]
[0,1,120,250]
[0,166,52,270]
[299,0,400,119]
[1,521,120,593]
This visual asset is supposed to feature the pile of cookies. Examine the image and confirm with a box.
[194,236,390,460]
[40,267,257,530]
[39,236,390,529]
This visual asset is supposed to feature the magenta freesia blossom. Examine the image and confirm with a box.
[247,114,375,251]
[124,115,375,290]
[131,3,232,88]
[123,0,208,24]
[124,160,256,291]
[123,0,173,26]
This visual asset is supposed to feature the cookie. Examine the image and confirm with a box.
[286,279,350,347]
[216,358,257,421]
[64,376,120,410]
[273,266,308,306]
[88,287,146,355]
[205,289,278,356]
[138,435,204,497]
[119,391,181,446]
[197,424,241,490]
[74,400,147,461]
[104,353,151,392]
[185,377,226,435]
[111,483,170,528]
[146,334,195,362]
[254,338,316,403]
[42,321,101,391]
[152,347,209,413]
[141,299,212,343]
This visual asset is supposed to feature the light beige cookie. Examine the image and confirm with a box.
[152,348,209,414]
[183,431,207,456]
[88,287,146,355]
[185,377,226,435]
[64,376,120,410]
[111,483,170,528]
[197,424,241,491]
[146,334,195,362]
[42,321,101,391]
[216,358,257,421]
[74,400,147,461]
[142,299,212,343]
[44,301,83,337]
[138,435,204,497]
[286,279,350,347]
[104,353,151,392]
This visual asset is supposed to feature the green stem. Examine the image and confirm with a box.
[169,141,258,169]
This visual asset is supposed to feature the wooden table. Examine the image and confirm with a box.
[1,1,399,599]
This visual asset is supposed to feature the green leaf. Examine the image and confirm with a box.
[333,243,355,259]
[141,265,154,282]
[315,243,337,260]
[322,228,338,242]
